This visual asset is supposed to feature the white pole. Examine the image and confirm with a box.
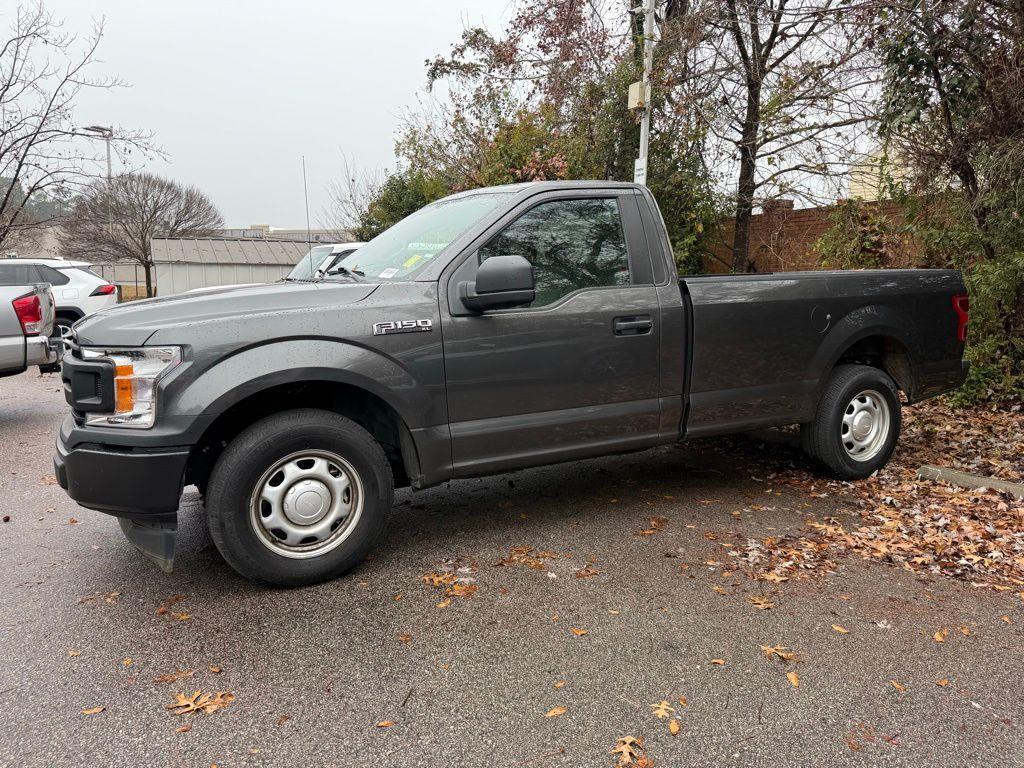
[636,0,656,185]
[302,156,314,277]
[104,131,112,181]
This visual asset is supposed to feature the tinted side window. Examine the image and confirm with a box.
[0,264,36,285]
[35,264,70,285]
[479,198,630,308]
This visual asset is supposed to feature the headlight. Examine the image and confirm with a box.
[81,346,181,428]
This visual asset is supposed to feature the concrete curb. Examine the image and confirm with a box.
[917,464,1024,499]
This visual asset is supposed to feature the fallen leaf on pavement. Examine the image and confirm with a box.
[832,625,850,634]
[78,591,120,606]
[933,628,948,643]
[678,696,688,706]
[787,671,799,688]
[748,596,774,610]
[81,706,105,715]
[936,678,950,687]
[1000,615,1012,624]
[68,649,80,657]
[435,598,451,609]
[496,546,557,569]
[889,680,906,694]
[570,628,588,636]
[276,715,290,726]
[760,644,796,661]
[397,634,412,644]
[575,563,600,579]
[122,658,132,667]
[669,718,680,735]
[554,680,566,689]
[710,658,726,665]
[376,720,395,728]
[650,700,675,719]
[421,571,456,588]
[208,666,221,674]
[545,706,567,717]
[635,516,668,536]
[166,691,234,716]
[446,583,477,599]
[610,736,644,765]
[153,669,194,684]
[175,723,192,734]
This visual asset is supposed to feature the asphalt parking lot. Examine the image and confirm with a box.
[1,369,1022,767]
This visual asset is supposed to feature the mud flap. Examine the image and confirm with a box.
[118,518,177,573]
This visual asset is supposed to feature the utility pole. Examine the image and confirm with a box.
[83,125,113,180]
[628,2,657,186]
[83,125,114,244]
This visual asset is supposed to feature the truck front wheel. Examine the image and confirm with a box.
[805,364,902,480]
[206,409,393,586]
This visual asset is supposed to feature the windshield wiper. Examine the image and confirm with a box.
[320,265,364,281]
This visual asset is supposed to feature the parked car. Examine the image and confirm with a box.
[183,242,365,295]
[54,181,969,585]
[0,283,57,377]
[0,258,117,338]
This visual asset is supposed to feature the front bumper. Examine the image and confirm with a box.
[54,427,189,521]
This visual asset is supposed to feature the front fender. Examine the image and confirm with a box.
[169,338,444,431]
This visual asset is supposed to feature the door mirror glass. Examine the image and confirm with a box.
[459,254,535,312]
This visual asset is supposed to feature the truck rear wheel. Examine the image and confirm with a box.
[805,364,901,480]
[206,409,393,586]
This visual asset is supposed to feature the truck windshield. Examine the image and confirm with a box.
[287,246,335,280]
[324,192,512,282]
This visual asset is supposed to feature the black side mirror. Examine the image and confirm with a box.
[459,255,535,312]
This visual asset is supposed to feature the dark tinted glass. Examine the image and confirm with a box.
[35,264,70,285]
[0,264,37,285]
[479,198,630,307]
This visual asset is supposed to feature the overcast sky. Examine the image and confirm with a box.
[40,0,511,229]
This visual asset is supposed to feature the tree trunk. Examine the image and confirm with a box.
[144,263,153,298]
[732,82,761,273]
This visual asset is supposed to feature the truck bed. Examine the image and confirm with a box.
[680,269,967,437]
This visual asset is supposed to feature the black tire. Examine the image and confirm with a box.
[805,364,901,480]
[54,314,78,340]
[206,409,393,587]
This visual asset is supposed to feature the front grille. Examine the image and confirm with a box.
[65,333,82,359]
[61,340,115,415]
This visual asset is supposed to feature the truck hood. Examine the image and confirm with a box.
[73,281,379,347]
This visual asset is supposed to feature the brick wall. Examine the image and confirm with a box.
[705,199,917,273]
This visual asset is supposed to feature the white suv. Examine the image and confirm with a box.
[0,258,118,338]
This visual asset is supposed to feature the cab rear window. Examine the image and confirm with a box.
[0,264,37,285]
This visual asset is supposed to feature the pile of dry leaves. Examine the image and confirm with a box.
[723,402,1024,592]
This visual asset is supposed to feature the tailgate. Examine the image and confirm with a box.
[36,284,56,336]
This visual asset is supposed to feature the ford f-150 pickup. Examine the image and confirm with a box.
[53,181,970,585]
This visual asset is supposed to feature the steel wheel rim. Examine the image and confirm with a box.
[841,389,891,462]
[248,449,363,559]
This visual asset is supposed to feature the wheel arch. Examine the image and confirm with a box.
[810,306,922,402]
[175,339,441,494]
[186,376,423,495]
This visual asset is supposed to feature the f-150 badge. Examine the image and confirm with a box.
[372,319,433,336]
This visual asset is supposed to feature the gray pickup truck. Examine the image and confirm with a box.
[54,181,969,585]
[0,283,57,378]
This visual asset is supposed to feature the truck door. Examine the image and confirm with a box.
[440,190,663,477]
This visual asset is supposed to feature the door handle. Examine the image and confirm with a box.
[613,316,653,336]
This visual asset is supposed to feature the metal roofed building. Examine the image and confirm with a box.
[91,237,323,297]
